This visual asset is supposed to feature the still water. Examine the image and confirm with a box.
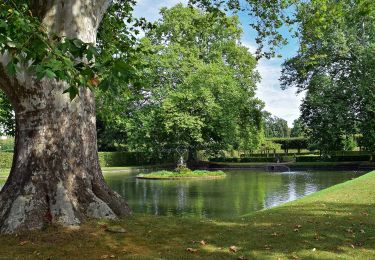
[105,170,364,218]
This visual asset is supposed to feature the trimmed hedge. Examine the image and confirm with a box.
[0,138,14,152]
[0,152,13,168]
[296,155,372,162]
[0,152,173,169]
[99,152,174,167]
[210,157,276,163]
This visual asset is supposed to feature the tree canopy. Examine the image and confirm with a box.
[262,111,289,138]
[97,4,263,159]
[281,0,375,153]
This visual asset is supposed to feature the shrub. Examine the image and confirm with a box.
[296,155,372,162]
[98,152,175,167]
[210,157,276,163]
[269,137,309,152]
[0,152,13,168]
[0,138,14,152]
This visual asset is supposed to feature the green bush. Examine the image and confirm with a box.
[269,137,309,152]
[210,157,276,163]
[281,156,295,162]
[98,152,174,167]
[240,157,276,163]
[0,152,172,168]
[0,138,14,152]
[0,152,13,168]
[296,155,372,162]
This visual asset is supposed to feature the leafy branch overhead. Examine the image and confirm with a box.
[0,1,152,99]
[1,0,300,100]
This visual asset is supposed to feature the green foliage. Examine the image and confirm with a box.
[0,1,151,99]
[296,155,372,163]
[263,112,289,138]
[0,138,14,151]
[97,5,263,159]
[137,169,225,179]
[290,118,304,137]
[270,137,309,151]
[0,91,13,136]
[97,152,173,167]
[0,152,13,168]
[0,151,174,168]
[281,0,375,153]
[189,0,296,59]
[174,164,191,174]
[210,157,276,163]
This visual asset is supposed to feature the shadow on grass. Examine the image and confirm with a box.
[1,171,375,259]
[0,202,373,259]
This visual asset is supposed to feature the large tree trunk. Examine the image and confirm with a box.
[186,148,199,169]
[0,0,130,234]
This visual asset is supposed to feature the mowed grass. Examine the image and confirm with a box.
[0,171,374,259]
[0,168,9,179]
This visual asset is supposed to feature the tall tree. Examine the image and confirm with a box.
[0,0,133,234]
[281,0,375,153]
[290,118,304,138]
[263,112,289,138]
[0,0,296,233]
[97,5,263,164]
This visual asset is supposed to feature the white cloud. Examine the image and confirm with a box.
[133,0,188,22]
[255,59,304,127]
[242,42,257,55]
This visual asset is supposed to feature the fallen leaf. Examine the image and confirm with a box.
[350,244,355,249]
[200,240,206,246]
[312,248,316,252]
[19,240,29,246]
[105,226,126,233]
[100,255,108,259]
[271,232,279,237]
[186,248,198,253]
[360,229,365,233]
[110,255,115,258]
[237,256,247,260]
[229,245,238,253]
[294,228,300,232]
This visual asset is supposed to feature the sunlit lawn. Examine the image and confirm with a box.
[0,171,374,259]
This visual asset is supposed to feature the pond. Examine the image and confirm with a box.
[105,170,365,219]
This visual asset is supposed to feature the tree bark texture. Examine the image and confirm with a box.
[0,0,130,234]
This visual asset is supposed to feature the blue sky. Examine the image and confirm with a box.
[133,0,304,126]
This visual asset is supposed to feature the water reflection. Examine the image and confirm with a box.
[105,170,364,219]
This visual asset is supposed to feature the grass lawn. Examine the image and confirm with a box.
[0,168,9,179]
[0,171,374,259]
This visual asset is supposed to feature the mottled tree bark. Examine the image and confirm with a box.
[0,0,130,234]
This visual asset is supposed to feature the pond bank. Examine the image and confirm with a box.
[206,161,375,171]
[0,171,374,259]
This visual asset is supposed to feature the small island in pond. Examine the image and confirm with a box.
[136,165,226,180]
